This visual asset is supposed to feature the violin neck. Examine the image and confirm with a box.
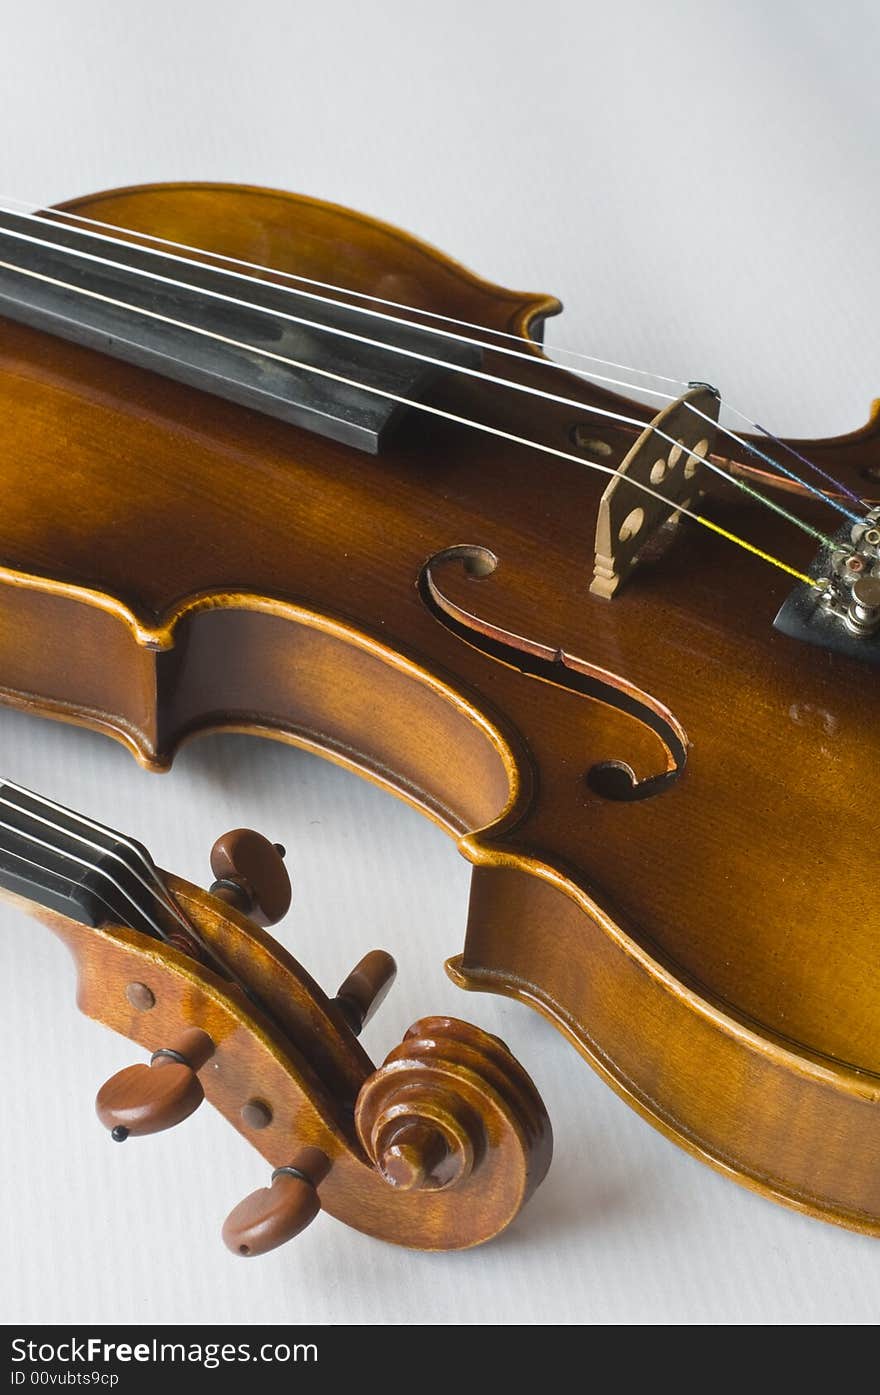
[0,208,477,453]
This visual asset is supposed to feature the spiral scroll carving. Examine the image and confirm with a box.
[355,1016,552,1196]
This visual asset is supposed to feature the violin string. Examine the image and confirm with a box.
[0,194,684,377]
[0,781,270,1004]
[3,201,698,415]
[0,198,862,518]
[4,198,863,514]
[749,418,865,508]
[0,253,818,587]
[0,780,193,938]
[0,808,172,941]
[0,837,155,934]
[680,401,862,526]
[0,222,844,550]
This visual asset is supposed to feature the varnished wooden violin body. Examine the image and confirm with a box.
[2,182,880,1236]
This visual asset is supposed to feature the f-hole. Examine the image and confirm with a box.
[420,546,689,802]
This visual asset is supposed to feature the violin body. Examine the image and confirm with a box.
[2,182,880,1234]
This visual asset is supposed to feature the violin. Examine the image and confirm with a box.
[0,182,878,1240]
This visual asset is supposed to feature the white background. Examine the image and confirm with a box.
[1,0,879,1326]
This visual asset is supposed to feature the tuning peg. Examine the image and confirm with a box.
[95,1028,214,1141]
[209,828,291,927]
[333,950,397,1035]
[222,1148,331,1256]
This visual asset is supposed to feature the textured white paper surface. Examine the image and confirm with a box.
[0,0,879,1326]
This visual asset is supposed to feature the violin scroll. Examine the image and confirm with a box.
[0,787,552,1253]
[356,1017,548,1196]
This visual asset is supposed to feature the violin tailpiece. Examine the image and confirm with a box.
[774,505,880,665]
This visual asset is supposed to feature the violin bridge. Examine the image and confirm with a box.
[590,385,720,598]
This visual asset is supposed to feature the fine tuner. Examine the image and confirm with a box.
[0,781,551,1253]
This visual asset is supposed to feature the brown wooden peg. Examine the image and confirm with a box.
[209,828,291,927]
[333,949,397,1035]
[95,1027,214,1141]
[222,1147,331,1257]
